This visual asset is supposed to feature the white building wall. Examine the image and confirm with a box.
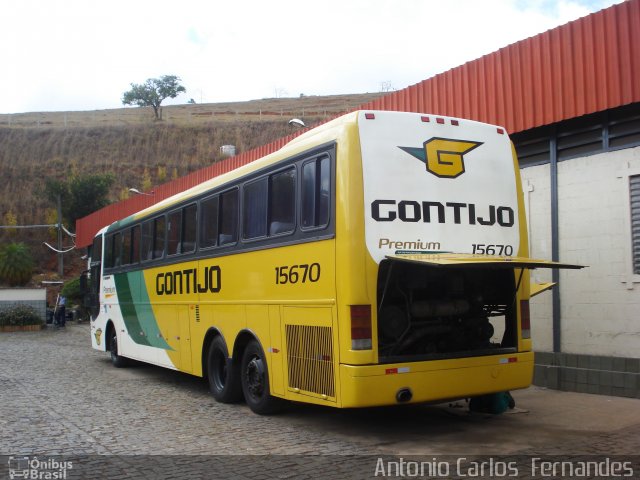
[521,164,554,352]
[520,146,640,358]
[0,289,46,301]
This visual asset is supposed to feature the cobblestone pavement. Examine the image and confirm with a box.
[1,323,639,479]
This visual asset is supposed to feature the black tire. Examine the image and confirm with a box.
[240,339,284,415]
[207,336,242,403]
[109,328,128,368]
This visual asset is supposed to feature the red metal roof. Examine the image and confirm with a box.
[76,0,640,247]
[360,0,640,133]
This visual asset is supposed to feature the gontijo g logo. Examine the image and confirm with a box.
[399,138,483,178]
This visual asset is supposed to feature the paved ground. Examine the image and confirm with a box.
[1,323,639,479]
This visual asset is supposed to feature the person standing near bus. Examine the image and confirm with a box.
[56,296,67,328]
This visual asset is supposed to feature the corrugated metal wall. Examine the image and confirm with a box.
[76,0,640,247]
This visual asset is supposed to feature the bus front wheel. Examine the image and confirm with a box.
[109,329,128,368]
[207,336,242,403]
[240,340,284,415]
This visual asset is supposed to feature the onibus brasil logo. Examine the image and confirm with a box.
[8,456,73,479]
[399,137,483,178]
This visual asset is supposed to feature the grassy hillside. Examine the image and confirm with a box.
[0,93,381,283]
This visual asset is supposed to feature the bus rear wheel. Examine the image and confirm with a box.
[109,328,128,368]
[240,339,284,415]
[207,336,242,403]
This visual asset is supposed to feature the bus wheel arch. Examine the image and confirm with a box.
[238,336,285,415]
[205,331,242,403]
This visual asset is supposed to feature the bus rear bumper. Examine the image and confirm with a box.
[338,352,534,408]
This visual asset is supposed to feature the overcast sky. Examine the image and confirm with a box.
[0,0,622,114]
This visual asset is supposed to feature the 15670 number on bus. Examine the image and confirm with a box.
[472,244,513,256]
[275,263,321,284]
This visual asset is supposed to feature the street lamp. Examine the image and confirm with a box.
[288,118,307,128]
[128,188,155,197]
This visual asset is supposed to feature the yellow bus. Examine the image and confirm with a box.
[85,110,581,414]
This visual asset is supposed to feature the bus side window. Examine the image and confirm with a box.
[301,156,330,229]
[269,168,295,235]
[112,232,122,267]
[167,209,182,255]
[243,178,268,239]
[219,189,238,246]
[131,225,141,264]
[141,220,153,261]
[200,196,219,248]
[104,233,114,268]
[182,203,197,253]
[122,228,132,265]
[153,216,166,259]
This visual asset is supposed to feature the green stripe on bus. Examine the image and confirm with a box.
[131,271,173,351]
[114,272,150,346]
[114,272,173,351]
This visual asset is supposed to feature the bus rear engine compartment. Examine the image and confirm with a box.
[377,260,517,362]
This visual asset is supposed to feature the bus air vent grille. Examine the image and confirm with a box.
[285,325,335,399]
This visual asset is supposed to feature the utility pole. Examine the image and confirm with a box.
[57,194,63,277]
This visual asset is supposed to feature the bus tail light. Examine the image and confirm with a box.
[520,300,531,339]
[350,305,372,350]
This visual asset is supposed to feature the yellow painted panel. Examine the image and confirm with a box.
[268,305,284,396]
[339,352,534,408]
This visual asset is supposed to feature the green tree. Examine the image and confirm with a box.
[0,242,34,286]
[67,174,114,225]
[45,173,115,229]
[122,75,186,120]
[61,277,83,305]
